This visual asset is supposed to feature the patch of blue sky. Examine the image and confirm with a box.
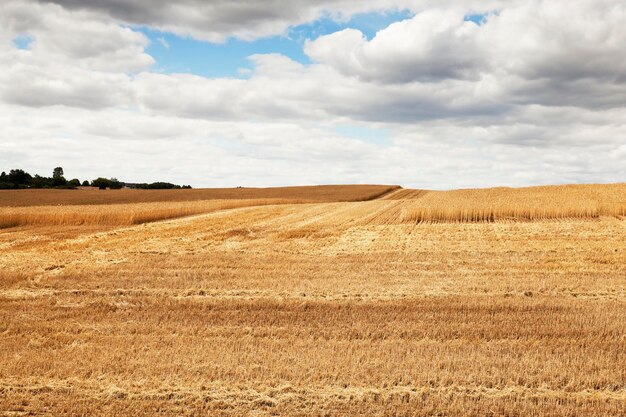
[141,9,413,79]
[142,28,309,78]
[299,8,414,41]
[12,34,33,50]
[464,10,499,26]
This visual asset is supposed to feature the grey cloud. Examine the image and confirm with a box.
[304,0,626,112]
[1,71,132,109]
[508,77,626,110]
[305,10,485,84]
[33,0,383,41]
[0,1,148,109]
[2,100,625,188]
[33,0,503,41]
[0,51,133,109]
[1,1,154,73]
[2,0,625,188]
[134,56,511,124]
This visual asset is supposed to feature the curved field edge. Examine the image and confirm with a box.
[397,183,626,223]
[0,184,401,207]
[2,183,624,228]
[1,189,625,417]
[0,199,311,229]
[0,185,402,229]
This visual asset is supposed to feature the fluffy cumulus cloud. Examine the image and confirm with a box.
[305,9,484,83]
[33,0,504,42]
[0,1,150,109]
[304,0,626,107]
[0,0,625,188]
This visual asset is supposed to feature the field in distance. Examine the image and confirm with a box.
[0,184,400,207]
[0,184,400,229]
[0,182,625,416]
[1,182,623,229]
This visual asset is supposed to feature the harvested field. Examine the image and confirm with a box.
[0,184,400,207]
[385,183,626,222]
[0,199,303,229]
[0,183,625,416]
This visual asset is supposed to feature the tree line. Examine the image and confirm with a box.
[0,167,191,190]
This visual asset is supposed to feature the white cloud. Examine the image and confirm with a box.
[0,1,150,108]
[0,58,133,109]
[305,9,484,83]
[304,0,626,109]
[32,0,504,42]
[0,0,625,188]
[1,1,153,73]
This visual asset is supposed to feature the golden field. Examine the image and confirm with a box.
[387,183,626,222]
[1,183,625,416]
[0,184,400,207]
[0,199,307,229]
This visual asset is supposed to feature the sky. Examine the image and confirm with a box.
[0,0,625,189]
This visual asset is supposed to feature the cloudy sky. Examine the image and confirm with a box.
[1,0,624,188]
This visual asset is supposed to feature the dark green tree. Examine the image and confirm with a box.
[109,178,123,189]
[8,169,32,185]
[51,167,66,186]
[82,180,90,186]
[31,175,51,188]
[91,177,110,190]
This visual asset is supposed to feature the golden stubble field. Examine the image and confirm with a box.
[1,183,625,416]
